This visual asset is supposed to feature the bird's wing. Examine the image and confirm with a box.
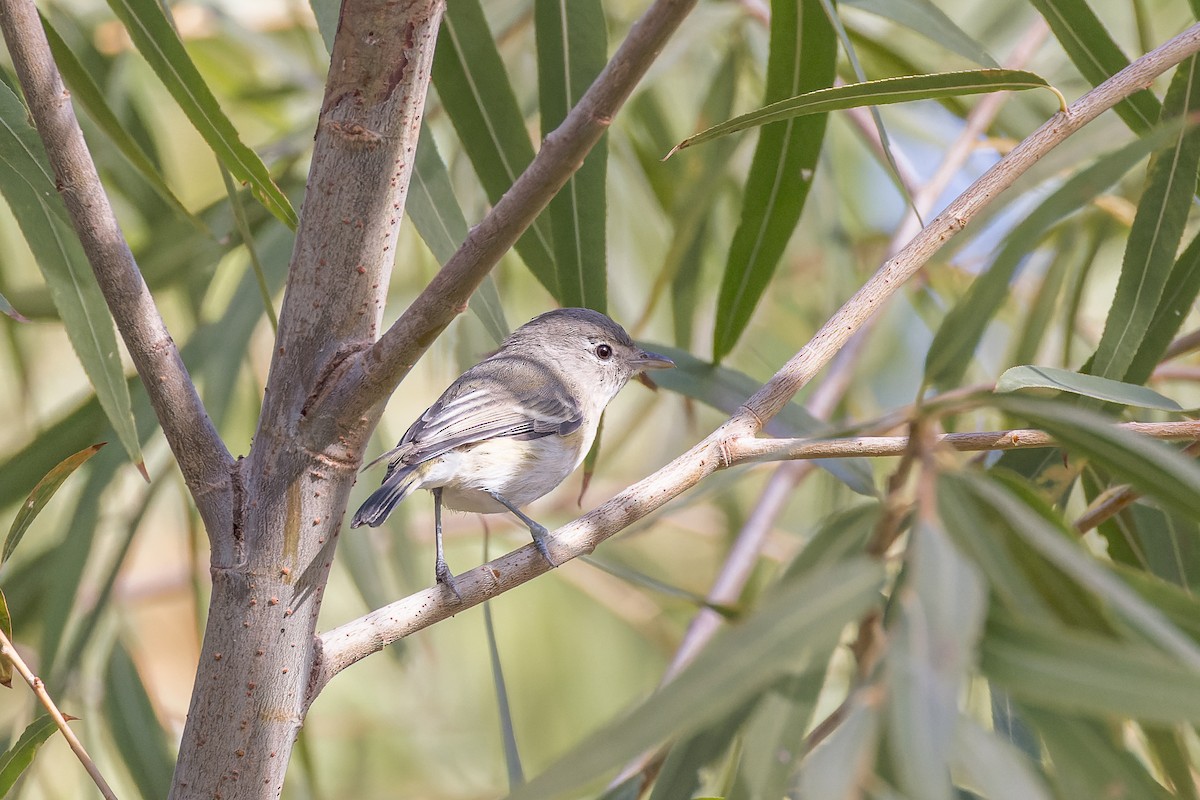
[387,355,582,469]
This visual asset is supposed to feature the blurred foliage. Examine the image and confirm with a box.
[1,0,1200,798]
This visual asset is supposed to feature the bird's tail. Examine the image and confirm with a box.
[350,465,422,528]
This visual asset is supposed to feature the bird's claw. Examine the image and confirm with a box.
[435,559,462,601]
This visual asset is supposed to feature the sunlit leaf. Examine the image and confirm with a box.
[710,0,836,361]
[104,0,297,228]
[3,443,105,565]
[996,365,1183,410]
[0,715,59,795]
[671,70,1060,156]
[536,0,607,310]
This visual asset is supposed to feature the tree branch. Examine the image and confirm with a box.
[310,0,700,430]
[0,0,235,545]
[739,21,1200,426]
[312,23,1200,690]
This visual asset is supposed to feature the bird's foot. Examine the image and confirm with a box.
[530,524,558,568]
[435,558,462,601]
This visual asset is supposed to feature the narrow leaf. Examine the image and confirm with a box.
[996,365,1183,410]
[105,640,174,800]
[0,83,142,468]
[41,13,199,228]
[484,602,524,788]
[796,690,881,800]
[104,0,297,228]
[408,127,508,343]
[4,443,105,565]
[433,0,558,297]
[951,717,1053,800]
[711,0,836,361]
[0,589,11,688]
[536,0,608,310]
[983,612,1200,724]
[841,0,998,67]
[671,70,1060,157]
[0,715,59,795]
[1126,229,1200,386]
[0,291,27,322]
[509,558,885,800]
[1089,55,1200,381]
[1029,0,1161,134]
[924,122,1184,389]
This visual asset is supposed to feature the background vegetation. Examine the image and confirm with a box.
[3,0,1200,798]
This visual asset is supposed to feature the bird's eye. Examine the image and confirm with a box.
[595,343,613,360]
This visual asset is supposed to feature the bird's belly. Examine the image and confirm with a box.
[420,435,583,513]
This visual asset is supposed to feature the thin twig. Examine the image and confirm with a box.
[0,629,118,800]
[0,0,235,542]
[313,23,1200,690]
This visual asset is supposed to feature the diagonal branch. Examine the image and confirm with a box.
[0,0,234,541]
[309,0,700,430]
[312,22,1200,693]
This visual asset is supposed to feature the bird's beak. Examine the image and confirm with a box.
[633,350,673,389]
[633,350,674,371]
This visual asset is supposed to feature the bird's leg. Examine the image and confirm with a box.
[487,490,557,567]
[432,488,461,600]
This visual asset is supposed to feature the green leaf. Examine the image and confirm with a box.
[1143,726,1200,800]
[104,0,297,228]
[646,344,876,496]
[3,443,105,565]
[105,639,174,800]
[728,668,830,800]
[508,558,885,800]
[1029,0,1161,134]
[408,127,508,344]
[1126,229,1200,386]
[993,395,1200,530]
[983,612,1200,724]
[795,690,881,799]
[1089,56,1200,381]
[672,70,1060,157]
[996,365,1183,410]
[0,589,10,688]
[484,602,523,788]
[955,464,1200,669]
[921,119,1182,389]
[951,717,1053,800]
[0,291,26,321]
[841,0,998,67]
[536,0,607,310]
[433,0,558,297]
[0,715,59,795]
[41,13,200,229]
[710,0,836,361]
[886,521,987,800]
[0,83,142,469]
[652,700,756,800]
[1024,709,1173,799]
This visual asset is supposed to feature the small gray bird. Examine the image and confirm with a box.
[351,308,673,596]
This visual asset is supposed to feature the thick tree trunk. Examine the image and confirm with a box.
[169,2,445,797]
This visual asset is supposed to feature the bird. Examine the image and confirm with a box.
[350,307,674,597]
